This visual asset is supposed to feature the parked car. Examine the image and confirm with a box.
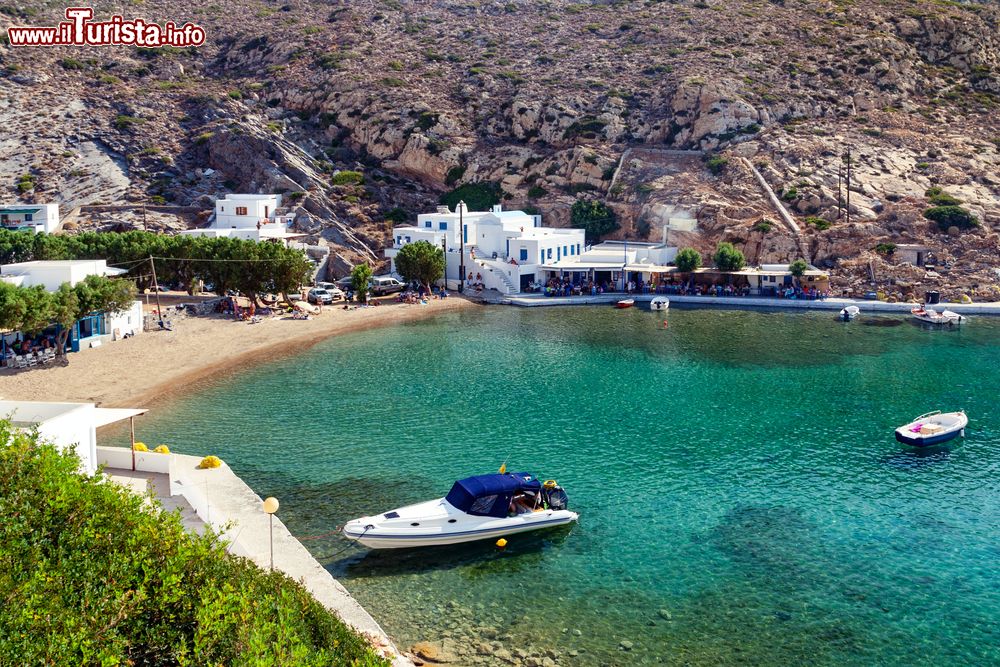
[307,288,334,305]
[315,282,346,300]
[370,276,406,296]
[335,275,355,290]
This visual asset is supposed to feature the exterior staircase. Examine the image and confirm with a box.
[465,255,518,295]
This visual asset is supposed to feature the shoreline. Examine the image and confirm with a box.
[0,296,478,409]
[496,292,1000,314]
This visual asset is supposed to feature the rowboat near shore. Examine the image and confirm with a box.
[895,410,967,447]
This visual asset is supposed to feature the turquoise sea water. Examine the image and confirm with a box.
[112,307,1000,665]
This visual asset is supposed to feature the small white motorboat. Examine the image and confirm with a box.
[839,305,860,321]
[343,472,578,549]
[650,296,670,311]
[616,299,635,309]
[911,305,965,326]
[895,410,967,447]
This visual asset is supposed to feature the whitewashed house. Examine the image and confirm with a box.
[0,401,147,475]
[385,203,586,293]
[540,239,679,290]
[0,203,59,234]
[180,194,303,244]
[0,260,143,356]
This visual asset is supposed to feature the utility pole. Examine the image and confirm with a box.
[142,202,147,231]
[149,256,164,327]
[441,236,447,290]
[458,200,465,293]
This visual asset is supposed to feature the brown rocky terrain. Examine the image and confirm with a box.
[1,0,998,298]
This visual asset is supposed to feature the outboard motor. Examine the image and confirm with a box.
[542,480,569,511]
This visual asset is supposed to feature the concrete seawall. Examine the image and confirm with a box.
[500,292,1000,315]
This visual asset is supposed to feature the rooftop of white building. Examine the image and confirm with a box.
[0,259,128,275]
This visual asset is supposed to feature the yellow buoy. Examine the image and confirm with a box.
[496,538,507,548]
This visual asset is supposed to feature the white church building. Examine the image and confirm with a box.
[385,203,586,293]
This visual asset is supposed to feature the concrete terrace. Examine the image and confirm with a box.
[98,448,410,667]
[490,292,1000,315]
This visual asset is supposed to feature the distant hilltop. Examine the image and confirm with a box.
[1,0,998,297]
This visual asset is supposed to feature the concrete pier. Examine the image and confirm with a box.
[499,292,1000,315]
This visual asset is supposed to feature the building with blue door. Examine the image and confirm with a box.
[0,203,60,233]
[385,203,585,293]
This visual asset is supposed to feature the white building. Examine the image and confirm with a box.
[180,194,302,244]
[0,259,127,291]
[0,203,59,234]
[386,203,586,293]
[540,239,679,290]
[0,401,147,475]
[0,260,143,356]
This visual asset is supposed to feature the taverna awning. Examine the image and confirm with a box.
[540,262,678,272]
[89,408,148,428]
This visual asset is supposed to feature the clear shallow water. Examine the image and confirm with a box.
[112,307,1000,665]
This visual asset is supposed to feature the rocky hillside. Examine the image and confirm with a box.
[1,0,998,297]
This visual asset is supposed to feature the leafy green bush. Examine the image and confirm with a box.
[874,242,896,255]
[789,259,809,277]
[571,199,619,242]
[385,207,408,224]
[705,154,728,175]
[675,247,702,272]
[804,216,831,230]
[440,182,501,212]
[114,115,144,131]
[752,218,773,233]
[0,422,389,666]
[527,185,547,198]
[928,191,961,206]
[923,206,979,231]
[331,170,364,186]
[712,242,746,271]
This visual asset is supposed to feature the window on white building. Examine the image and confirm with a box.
[519,248,528,262]
[439,222,448,230]
[24,213,32,222]
[425,221,432,228]
[236,207,248,216]
[547,248,552,259]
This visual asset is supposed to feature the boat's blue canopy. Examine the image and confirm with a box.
[445,472,541,518]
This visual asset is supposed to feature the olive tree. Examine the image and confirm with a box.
[394,240,445,291]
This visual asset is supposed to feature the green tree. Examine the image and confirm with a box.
[571,199,619,242]
[674,247,702,273]
[923,206,979,232]
[712,242,746,271]
[351,263,373,303]
[394,240,444,291]
[439,182,501,212]
[789,259,809,278]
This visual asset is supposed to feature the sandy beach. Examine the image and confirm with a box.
[0,296,478,408]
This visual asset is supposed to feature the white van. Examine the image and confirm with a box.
[370,276,406,296]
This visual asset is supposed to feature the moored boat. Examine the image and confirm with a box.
[911,305,965,326]
[343,472,578,549]
[650,296,670,311]
[894,410,967,447]
[616,299,635,309]
[839,305,860,321]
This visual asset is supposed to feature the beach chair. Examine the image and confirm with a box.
[26,354,38,367]
[13,355,26,369]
